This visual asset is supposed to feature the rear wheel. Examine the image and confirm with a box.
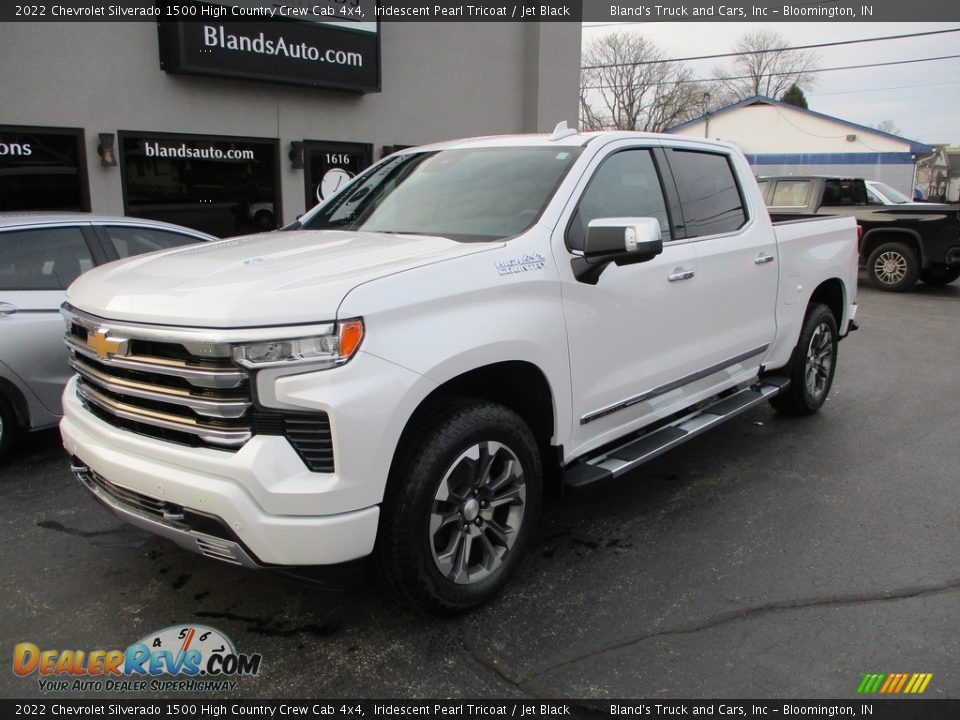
[0,395,16,460]
[866,241,919,292]
[376,399,542,615]
[770,303,838,416]
[920,264,960,286]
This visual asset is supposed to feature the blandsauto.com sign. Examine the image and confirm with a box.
[158,3,380,92]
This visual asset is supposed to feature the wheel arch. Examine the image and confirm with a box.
[809,277,846,330]
[861,229,924,265]
[0,376,30,430]
[387,360,558,486]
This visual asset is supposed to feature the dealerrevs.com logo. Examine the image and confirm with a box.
[13,625,262,693]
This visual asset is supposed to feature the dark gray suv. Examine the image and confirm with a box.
[0,213,214,458]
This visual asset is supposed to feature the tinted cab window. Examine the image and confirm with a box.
[0,227,93,290]
[667,150,747,238]
[567,149,671,251]
[822,179,868,206]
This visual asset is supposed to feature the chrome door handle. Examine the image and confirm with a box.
[754,254,775,265]
[0,302,18,317]
[668,269,695,282]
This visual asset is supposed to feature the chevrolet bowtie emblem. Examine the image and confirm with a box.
[86,329,128,360]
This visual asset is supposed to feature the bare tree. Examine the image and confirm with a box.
[712,29,819,101]
[580,32,706,132]
[874,119,901,135]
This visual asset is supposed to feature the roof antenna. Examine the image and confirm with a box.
[550,121,578,141]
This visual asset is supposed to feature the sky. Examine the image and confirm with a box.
[581,22,960,147]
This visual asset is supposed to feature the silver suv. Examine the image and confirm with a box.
[0,213,214,458]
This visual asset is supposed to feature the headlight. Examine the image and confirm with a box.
[232,319,364,369]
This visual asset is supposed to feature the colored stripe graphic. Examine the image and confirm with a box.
[858,672,932,694]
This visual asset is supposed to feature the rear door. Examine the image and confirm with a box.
[559,143,703,454]
[0,224,100,417]
[664,146,778,375]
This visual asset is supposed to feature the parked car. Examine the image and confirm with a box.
[0,213,214,458]
[758,176,960,291]
[864,180,925,206]
[61,129,858,613]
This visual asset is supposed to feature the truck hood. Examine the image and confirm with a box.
[66,230,500,327]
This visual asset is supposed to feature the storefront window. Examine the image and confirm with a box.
[120,132,280,238]
[0,126,89,212]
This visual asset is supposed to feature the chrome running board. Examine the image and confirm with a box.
[563,378,790,489]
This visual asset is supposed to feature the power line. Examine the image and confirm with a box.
[582,52,960,90]
[808,79,960,97]
[581,27,960,69]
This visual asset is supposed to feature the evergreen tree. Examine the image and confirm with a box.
[780,84,809,109]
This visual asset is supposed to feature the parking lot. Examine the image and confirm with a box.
[1,283,958,701]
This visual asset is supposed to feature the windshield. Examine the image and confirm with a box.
[298,146,583,242]
[870,182,911,204]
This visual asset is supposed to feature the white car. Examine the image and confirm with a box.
[865,180,924,206]
[60,128,858,613]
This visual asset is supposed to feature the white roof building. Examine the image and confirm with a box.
[667,96,933,196]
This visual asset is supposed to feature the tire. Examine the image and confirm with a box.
[920,264,960,286]
[866,241,919,292]
[0,394,16,460]
[375,398,542,615]
[770,303,838,416]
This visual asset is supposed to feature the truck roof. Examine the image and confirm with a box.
[403,129,740,154]
[755,175,862,181]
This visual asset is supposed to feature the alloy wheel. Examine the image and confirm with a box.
[805,323,834,400]
[874,250,908,286]
[429,441,526,585]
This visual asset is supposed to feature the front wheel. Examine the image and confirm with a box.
[770,303,838,416]
[376,399,542,614]
[866,241,919,292]
[920,264,960,286]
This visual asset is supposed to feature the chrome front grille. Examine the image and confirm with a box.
[64,311,253,451]
[63,305,337,471]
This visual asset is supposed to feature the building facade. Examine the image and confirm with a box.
[667,97,932,197]
[1,20,580,236]
[915,145,960,202]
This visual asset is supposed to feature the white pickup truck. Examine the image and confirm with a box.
[60,127,858,613]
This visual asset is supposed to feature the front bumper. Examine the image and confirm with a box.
[71,458,261,568]
[61,378,380,566]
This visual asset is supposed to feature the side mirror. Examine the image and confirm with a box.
[574,217,664,284]
[584,217,663,260]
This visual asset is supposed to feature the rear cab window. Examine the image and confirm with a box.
[822,179,868,207]
[666,149,748,238]
[770,180,813,208]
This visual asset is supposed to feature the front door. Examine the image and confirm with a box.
[0,225,98,416]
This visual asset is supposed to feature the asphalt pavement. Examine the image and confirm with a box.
[1,283,958,701]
